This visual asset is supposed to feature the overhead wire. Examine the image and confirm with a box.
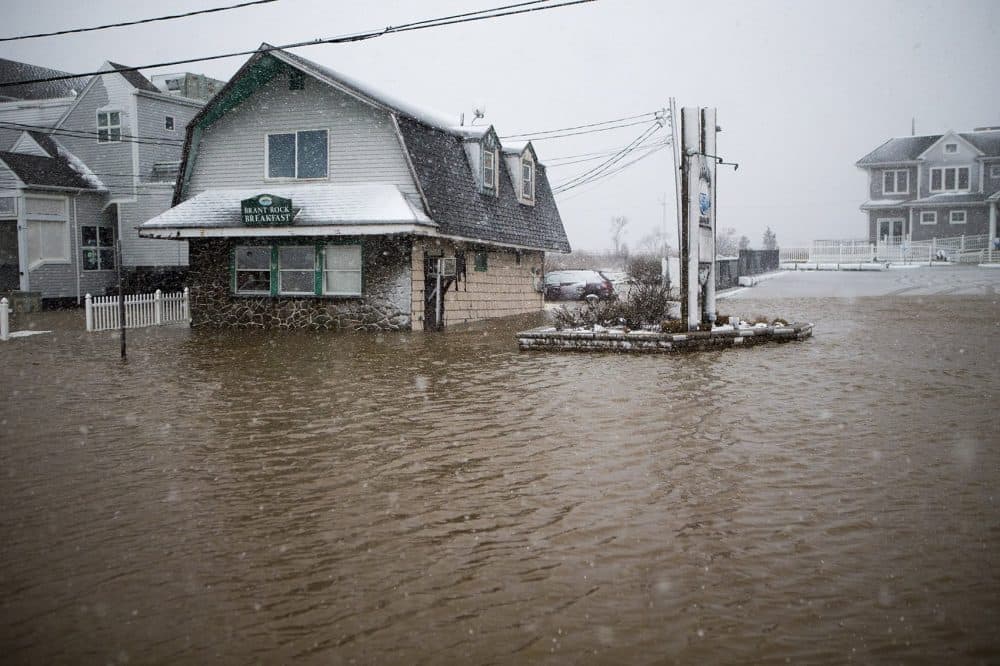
[552,121,661,193]
[0,0,596,89]
[0,0,279,43]
[499,111,657,139]
[0,121,185,148]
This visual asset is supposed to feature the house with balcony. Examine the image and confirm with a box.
[0,59,207,304]
[139,44,570,331]
[856,127,1000,246]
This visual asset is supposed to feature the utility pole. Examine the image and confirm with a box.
[116,237,126,360]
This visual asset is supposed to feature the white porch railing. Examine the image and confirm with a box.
[85,288,190,332]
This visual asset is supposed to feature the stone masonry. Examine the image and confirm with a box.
[187,237,412,330]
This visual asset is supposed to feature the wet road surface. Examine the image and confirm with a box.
[1,266,999,664]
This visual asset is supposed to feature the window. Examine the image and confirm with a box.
[165,116,175,131]
[949,210,967,225]
[234,246,271,294]
[929,166,970,192]
[944,143,958,154]
[920,211,937,225]
[474,251,488,272]
[0,196,15,217]
[289,71,305,91]
[27,220,69,268]
[266,130,328,179]
[323,245,362,296]
[521,158,535,201]
[482,149,497,192]
[882,169,909,194]
[81,225,115,271]
[234,243,362,297]
[278,246,316,294]
[97,111,121,143]
[990,165,1000,179]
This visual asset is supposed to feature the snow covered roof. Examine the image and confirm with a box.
[0,150,103,190]
[859,199,910,209]
[142,184,435,231]
[907,192,993,206]
[857,129,1000,166]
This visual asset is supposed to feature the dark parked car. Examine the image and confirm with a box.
[544,270,616,301]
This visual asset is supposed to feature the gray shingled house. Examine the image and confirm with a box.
[856,127,1000,245]
[0,59,207,302]
[140,45,570,331]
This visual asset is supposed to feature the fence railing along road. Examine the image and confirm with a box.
[85,288,190,332]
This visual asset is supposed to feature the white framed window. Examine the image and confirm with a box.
[278,245,316,295]
[266,129,328,179]
[920,211,937,225]
[990,165,1000,179]
[949,210,967,225]
[27,220,69,268]
[81,225,115,271]
[234,245,271,294]
[944,143,958,154]
[929,166,970,192]
[165,116,175,131]
[521,157,535,201]
[882,169,909,194]
[0,196,16,217]
[482,148,497,192]
[323,244,362,296]
[97,110,122,143]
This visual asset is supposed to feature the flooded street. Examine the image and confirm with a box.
[2,268,999,664]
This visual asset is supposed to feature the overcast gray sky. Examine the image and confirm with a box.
[4,0,999,251]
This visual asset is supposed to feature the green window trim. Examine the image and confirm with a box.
[474,251,488,272]
[232,241,363,297]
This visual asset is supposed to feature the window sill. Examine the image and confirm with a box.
[263,176,330,183]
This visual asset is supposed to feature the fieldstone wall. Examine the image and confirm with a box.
[188,237,412,330]
[518,323,813,353]
[411,239,545,330]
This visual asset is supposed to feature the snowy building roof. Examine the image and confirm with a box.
[141,184,435,234]
[0,150,103,190]
[0,58,90,102]
[857,129,1000,165]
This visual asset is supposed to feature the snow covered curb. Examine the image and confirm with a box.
[517,322,813,354]
[737,270,788,287]
[779,262,885,271]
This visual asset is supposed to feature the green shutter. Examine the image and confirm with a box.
[269,245,278,296]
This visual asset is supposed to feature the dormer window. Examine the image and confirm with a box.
[521,157,535,202]
[483,148,497,193]
[97,111,121,143]
[289,70,305,91]
[944,143,958,154]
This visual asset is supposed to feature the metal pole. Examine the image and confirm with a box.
[702,107,717,325]
[669,97,683,302]
[435,259,442,331]
[116,238,126,360]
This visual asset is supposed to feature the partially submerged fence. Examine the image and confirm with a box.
[85,288,190,332]
[781,234,995,266]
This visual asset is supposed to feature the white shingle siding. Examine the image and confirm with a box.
[119,184,188,267]
[136,94,199,181]
[186,73,418,197]
[54,75,135,198]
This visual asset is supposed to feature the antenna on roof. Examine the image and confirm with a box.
[911,117,915,136]
[470,102,486,125]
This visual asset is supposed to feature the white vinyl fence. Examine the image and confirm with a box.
[0,297,8,341]
[85,288,190,332]
[782,234,995,266]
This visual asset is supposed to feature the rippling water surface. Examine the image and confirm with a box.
[2,287,999,664]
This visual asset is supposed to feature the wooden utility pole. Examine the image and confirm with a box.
[116,238,126,360]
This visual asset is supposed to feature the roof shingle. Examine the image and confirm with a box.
[0,151,100,190]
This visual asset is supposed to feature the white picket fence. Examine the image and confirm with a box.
[85,288,190,332]
[782,234,995,266]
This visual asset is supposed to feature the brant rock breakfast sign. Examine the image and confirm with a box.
[241,194,294,225]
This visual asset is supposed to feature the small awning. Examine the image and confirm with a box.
[139,183,436,238]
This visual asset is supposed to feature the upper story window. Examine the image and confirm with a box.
[266,129,328,179]
[97,111,121,143]
[521,157,535,202]
[944,143,958,154]
[882,169,908,194]
[929,166,970,193]
[990,165,1000,179]
[289,71,305,91]
[165,116,175,131]
[482,148,497,193]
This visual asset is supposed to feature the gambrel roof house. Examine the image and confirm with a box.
[856,127,1000,245]
[0,59,209,301]
[140,45,569,331]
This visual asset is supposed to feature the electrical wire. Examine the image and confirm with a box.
[545,140,670,167]
[0,122,185,148]
[499,111,657,139]
[552,122,660,193]
[0,0,279,43]
[0,0,597,89]
[508,117,655,141]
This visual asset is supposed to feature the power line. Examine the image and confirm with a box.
[545,140,670,167]
[500,111,657,139]
[510,117,655,141]
[0,121,185,148]
[0,0,596,89]
[552,122,661,193]
[555,142,669,198]
[0,0,279,43]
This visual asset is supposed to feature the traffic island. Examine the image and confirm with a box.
[517,321,813,353]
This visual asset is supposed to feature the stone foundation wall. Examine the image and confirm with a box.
[188,237,412,330]
[518,323,813,353]
[411,239,544,330]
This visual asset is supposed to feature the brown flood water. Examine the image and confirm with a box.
[1,281,999,664]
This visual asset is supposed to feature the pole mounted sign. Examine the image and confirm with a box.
[679,107,718,331]
[241,194,295,226]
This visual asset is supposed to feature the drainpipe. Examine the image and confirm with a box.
[73,194,81,305]
[990,202,997,261]
[16,190,28,292]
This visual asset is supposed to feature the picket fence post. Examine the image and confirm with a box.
[1,297,9,341]
[183,287,191,323]
[85,294,94,332]
[154,289,163,325]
